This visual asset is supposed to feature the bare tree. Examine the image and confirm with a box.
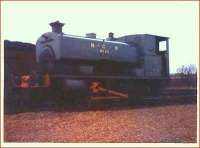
[176,64,197,87]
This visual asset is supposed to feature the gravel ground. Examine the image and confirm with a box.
[4,97,197,143]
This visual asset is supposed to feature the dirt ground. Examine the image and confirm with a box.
[4,96,197,143]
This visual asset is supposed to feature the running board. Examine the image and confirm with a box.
[51,74,168,80]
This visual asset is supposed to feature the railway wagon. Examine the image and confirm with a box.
[4,40,38,100]
[35,21,170,103]
[4,40,36,75]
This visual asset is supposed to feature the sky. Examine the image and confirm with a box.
[1,1,199,73]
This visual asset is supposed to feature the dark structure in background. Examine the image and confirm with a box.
[4,40,36,75]
[170,74,197,88]
[4,40,37,100]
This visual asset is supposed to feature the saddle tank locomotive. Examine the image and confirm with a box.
[36,21,170,103]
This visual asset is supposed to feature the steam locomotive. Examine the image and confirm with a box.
[36,21,170,103]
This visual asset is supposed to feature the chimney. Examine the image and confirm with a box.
[86,33,96,39]
[107,32,115,41]
[49,21,64,34]
[109,32,114,38]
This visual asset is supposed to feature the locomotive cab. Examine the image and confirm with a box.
[117,34,170,79]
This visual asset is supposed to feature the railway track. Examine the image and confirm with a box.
[160,88,197,96]
[9,86,197,101]
[160,89,197,98]
[90,88,197,100]
[4,87,197,114]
